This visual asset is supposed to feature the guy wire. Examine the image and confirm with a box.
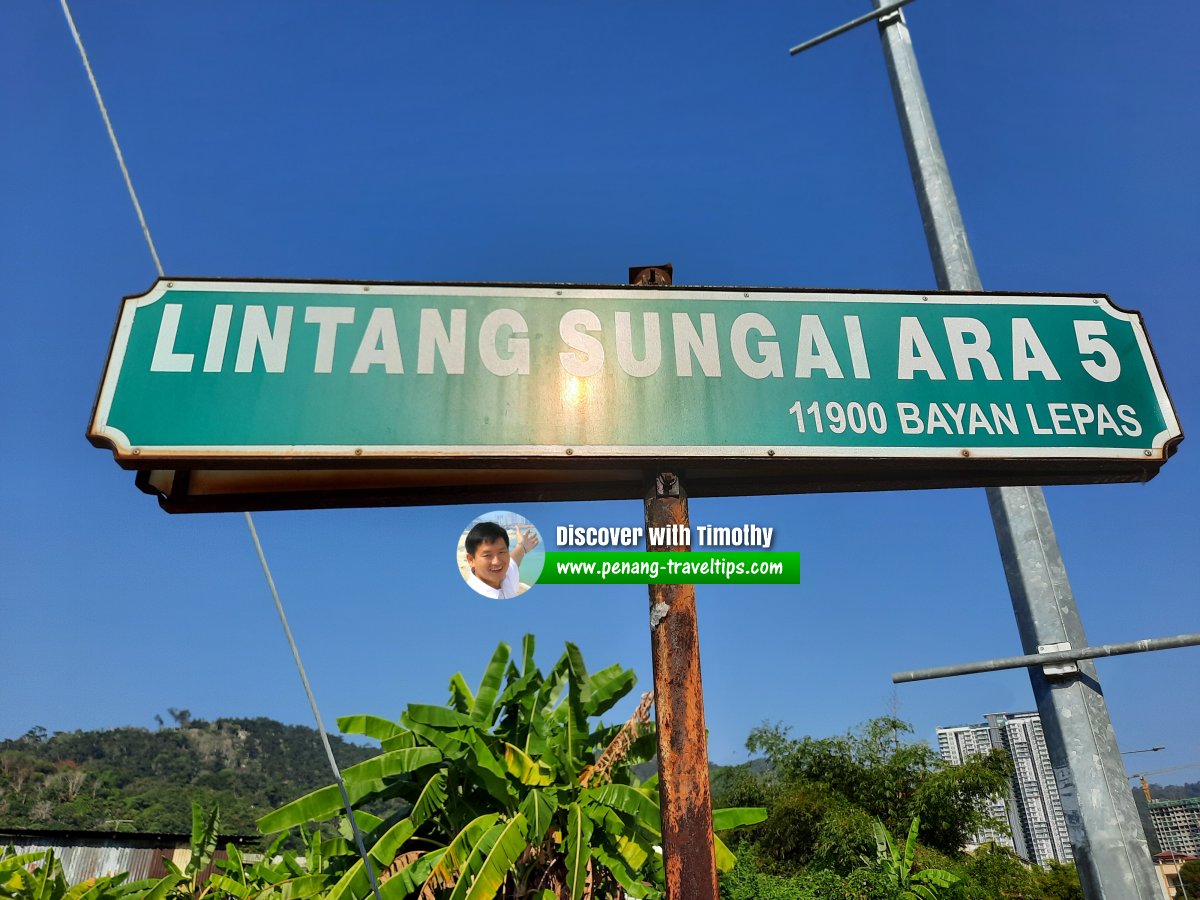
[58,4,384,897]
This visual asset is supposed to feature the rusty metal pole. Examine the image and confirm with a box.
[632,263,719,900]
[645,473,719,900]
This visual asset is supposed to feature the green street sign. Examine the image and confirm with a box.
[88,279,1181,511]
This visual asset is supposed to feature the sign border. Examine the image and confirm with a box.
[88,277,1184,466]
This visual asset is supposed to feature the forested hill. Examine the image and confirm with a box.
[0,718,377,836]
[1151,781,1200,801]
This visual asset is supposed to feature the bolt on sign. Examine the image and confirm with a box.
[88,279,1182,512]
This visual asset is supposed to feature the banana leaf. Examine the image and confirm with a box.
[207,874,253,899]
[430,814,502,888]
[711,807,767,830]
[521,711,550,759]
[470,642,511,726]
[626,730,659,768]
[340,809,384,840]
[370,819,415,867]
[370,772,447,865]
[520,634,536,677]
[403,704,475,730]
[536,653,569,717]
[380,730,419,752]
[410,769,449,824]
[341,746,443,784]
[463,731,518,806]
[449,673,475,714]
[403,719,469,759]
[186,802,220,877]
[320,856,369,900]
[613,833,651,872]
[276,873,329,899]
[496,667,537,709]
[712,833,736,873]
[550,696,588,779]
[379,849,446,900]
[338,715,404,741]
[519,790,558,844]
[562,802,594,900]
[592,845,661,900]
[584,784,661,837]
[457,814,529,900]
[134,873,180,900]
[494,668,538,732]
[583,802,626,838]
[443,823,502,900]
[583,664,636,717]
[258,777,384,833]
[564,643,593,711]
[503,742,553,786]
[65,876,130,900]
[525,661,568,758]
[115,877,171,898]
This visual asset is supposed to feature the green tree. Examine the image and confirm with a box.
[1181,860,1200,899]
[1031,860,1082,900]
[952,842,1038,900]
[746,717,1011,858]
[746,783,875,875]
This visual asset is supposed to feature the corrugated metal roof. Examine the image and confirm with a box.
[2,838,173,883]
[1,834,234,885]
[0,826,258,845]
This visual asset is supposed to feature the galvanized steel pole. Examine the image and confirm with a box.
[633,263,719,900]
[869,2,1161,895]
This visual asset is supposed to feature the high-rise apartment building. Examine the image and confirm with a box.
[936,712,1074,866]
[1149,797,1200,855]
[985,713,1074,866]
[935,723,1020,854]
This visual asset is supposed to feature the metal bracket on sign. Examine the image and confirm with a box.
[1038,641,1079,678]
[655,473,681,498]
[877,7,905,28]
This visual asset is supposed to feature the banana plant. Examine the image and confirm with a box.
[257,636,766,900]
[205,830,337,900]
[869,816,958,900]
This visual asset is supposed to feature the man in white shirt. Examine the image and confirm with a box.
[464,521,539,599]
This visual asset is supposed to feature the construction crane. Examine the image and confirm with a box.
[1128,763,1200,802]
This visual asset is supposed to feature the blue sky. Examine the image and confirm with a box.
[2,1,1196,790]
